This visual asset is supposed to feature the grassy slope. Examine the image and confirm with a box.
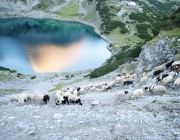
[51,0,180,52]
[1,0,179,52]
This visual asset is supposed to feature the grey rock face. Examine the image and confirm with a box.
[136,38,177,74]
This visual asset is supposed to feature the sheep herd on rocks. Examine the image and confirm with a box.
[9,92,50,105]
[8,59,180,105]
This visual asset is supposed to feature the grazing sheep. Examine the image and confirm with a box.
[171,64,180,73]
[132,89,145,100]
[155,74,169,83]
[116,91,128,98]
[9,95,18,102]
[174,78,180,89]
[129,73,137,79]
[55,90,63,96]
[27,94,35,102]
[162,73,177,85]
[101,85,109,91]
[154,65,164,72]
[149,85,167,94]
[172,61,180,66]
[123,80,133,86]
[55,93,66,105]
[73,89,78,96]
[17,94,28,105]
[43,95,50,104]
[77,87,85,95]
[143,87,150,92]
[67,88,74,93]
[115,76,123,83]
[81,85,88,91]
[68,94,82,105]
[160,74,169,80]
[156,76,161,83]
[142,72,147,77]
[140,75,149,83]
[95,88,104,92]
[165,60,174,69]
[153,70,164,77]
[34,92,44,103]
[107,80,116,88]
[62,92,72,98]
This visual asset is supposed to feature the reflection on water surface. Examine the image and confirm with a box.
[0,18,111,74]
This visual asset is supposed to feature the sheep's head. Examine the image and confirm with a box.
[56,100,60,105]
[77,87,81,91]
[124,91,128,94]
[43,95,50,104]
[143,87,150,92]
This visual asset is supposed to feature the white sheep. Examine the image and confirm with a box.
[95,88,104,92]
[154,65,164,72]
[129,73,137,79]
[149,85,167,94]
[67,88,74,93]
[77,87,85,95]
[107,80,116,88]
[68,94,82,105]
[140,75,149,83]
[86,83,93,89]
[89,86,96,91]
[34,92,44,103]
[116,91,128,98]
[80,85,88,91]
[62,91,72,98]
[162,73,177,85]
[27,93,35,102]
[115,76,123,83]
[9,95,18,102]
[17,94,28,105]
[142,72,147,77]
[174,78,180,89]
[55,90,63,96]
[55,93,66,105]
[172,61,180,66]
[101,85,109,90]
[132,89,145,100]
[73,89,78,96]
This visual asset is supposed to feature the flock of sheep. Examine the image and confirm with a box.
[9,60,180,106]
[9,92,50,105]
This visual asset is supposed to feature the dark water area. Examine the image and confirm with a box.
[0,17,111,74]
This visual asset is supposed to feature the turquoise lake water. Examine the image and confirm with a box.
[0,17,111,74]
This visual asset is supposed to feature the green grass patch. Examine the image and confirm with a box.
[147,28,180,45]
[31,76,36,80]
[54,1,79,19]
[126,62,139,73]
[0,88,26,96]
[82,10,95,21]
[48,78,83,92]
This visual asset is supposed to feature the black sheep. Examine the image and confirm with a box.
[165,60,174,69]
[161,74,169,80]
[153,70,164,77]
[124,81,133,86]
[43,95,50,104]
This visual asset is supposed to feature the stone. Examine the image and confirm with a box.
[91,100,100,106]
[53,114,63,120]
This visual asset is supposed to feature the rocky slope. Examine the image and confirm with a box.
[136,24,180,73]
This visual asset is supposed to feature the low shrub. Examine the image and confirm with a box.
[31,76,36,79]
